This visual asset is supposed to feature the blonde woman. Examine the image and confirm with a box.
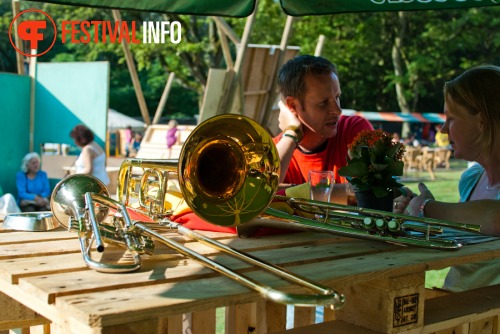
[398,65,500,292]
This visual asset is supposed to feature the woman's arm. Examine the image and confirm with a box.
[78,146,95,175]
[406,183,500,236]
[424,200,500,236]
[16,172,35,201]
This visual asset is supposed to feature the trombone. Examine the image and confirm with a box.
[51,115,345,309]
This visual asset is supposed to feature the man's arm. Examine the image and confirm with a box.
[276,101,303,183]
[276,134,298,183]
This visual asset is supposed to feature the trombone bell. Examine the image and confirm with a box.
[177,114,280,226]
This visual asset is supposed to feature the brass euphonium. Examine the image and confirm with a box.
[51,115,345,309]
[117,114,280,225]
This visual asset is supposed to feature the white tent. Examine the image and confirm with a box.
[107,109,146,131]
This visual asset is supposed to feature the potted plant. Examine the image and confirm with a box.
[338,129,406,211]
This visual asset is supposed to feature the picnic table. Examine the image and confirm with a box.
[1,216,500,333]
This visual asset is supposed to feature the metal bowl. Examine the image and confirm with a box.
[2,212,59,231]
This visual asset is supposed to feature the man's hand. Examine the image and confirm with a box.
[278,101,302,132]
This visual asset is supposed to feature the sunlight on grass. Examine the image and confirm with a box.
[216,308,225,333]
[426,268,450,289]
[400,158,467,203]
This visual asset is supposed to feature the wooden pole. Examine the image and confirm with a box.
[213,18,234,70]
[112,10,151,125]
[211,17,240,46]
[11,0,25,75]
[314,35,325,56]
[28,49,37,152]
[262,15,294,126]
[152,72,175,124]
[223,8,256,115]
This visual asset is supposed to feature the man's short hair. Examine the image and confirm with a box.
[278,55,337,102]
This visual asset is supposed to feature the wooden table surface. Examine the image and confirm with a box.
[1,218,500,334]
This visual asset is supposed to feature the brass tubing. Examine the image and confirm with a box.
[55,175,344,308]
[264,207,463,250]
[85,192,105,253]
[282,196,481,234]
[136,221,345,308]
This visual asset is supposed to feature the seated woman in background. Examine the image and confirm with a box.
[395,65,500,292]
[70,124,110,186]
[16,152,51,212]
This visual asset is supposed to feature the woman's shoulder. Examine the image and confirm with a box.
[86,142,104,155]
[458,163,484,200]
[461,163,484,180]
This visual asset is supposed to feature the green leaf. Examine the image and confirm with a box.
[387,142,401,158]
[372,186,390,198]
[385,161,404,176]
[338,159,369,177]
[372,141,386,161]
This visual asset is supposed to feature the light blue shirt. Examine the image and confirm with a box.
[15,170,51,203]
[443,163,500,292]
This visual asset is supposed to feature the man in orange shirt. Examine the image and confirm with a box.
[274,55,373,203]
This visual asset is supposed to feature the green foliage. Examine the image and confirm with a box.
[1,3,499,120]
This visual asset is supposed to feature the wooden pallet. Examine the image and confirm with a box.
[1,219,500,333]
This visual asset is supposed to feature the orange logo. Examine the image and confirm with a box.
[9,9,57,57]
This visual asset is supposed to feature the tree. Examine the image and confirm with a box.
[2,2,498,124]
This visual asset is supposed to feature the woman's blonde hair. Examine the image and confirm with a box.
[444,65,500,157]
[21,152,41,173]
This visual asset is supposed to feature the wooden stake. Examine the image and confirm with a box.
[112,10,151,125]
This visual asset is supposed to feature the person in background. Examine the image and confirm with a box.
[392,132,403,144]
[166,119,178,158]
[124,125,134,157]
[70,124,110,186]
[16,152,51,212]
[129,132,143,157]
[273,55,373,203]
[434,123,450,148]
[394,65,500,292]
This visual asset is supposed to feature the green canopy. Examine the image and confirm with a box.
[281,0,500,16]
[26,0,500,17]
[27,0,257,17]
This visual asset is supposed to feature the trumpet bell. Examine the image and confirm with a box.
[179,114,280,226]
[51,174,110,228]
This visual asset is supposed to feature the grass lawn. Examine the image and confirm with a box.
[399,158,468,202]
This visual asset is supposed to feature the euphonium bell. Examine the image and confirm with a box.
[51,174,109,240]
[51,174,155,272]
